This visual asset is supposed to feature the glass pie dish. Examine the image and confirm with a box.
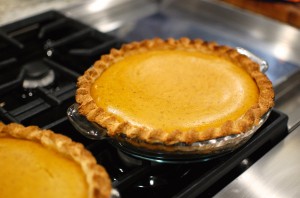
[67,103,270,163]
[67,47,271,163]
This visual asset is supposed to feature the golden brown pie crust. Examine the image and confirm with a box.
[76,37,274,145]
[0,122,111,198]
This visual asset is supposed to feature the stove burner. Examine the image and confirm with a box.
[22,61,55,89]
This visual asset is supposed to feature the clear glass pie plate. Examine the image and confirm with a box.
[67,47,272,163]
[67,103,271,163]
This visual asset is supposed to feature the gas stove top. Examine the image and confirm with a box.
[0,11,121,126]
[0,10,290,198]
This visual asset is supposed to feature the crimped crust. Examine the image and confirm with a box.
[76,37,274,145]
[0,122,111,198]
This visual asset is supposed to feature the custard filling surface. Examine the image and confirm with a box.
[91,50,259,132]
[0,138,88,198]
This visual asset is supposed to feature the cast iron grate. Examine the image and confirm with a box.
[0,11,122,125]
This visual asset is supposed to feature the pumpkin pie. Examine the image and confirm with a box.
[76,38,274,145]
[0,122,111,198]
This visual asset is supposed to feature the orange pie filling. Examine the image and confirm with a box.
[91,50,259,133]
[0,138,88,198]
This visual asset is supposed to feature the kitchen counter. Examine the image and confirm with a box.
[221,0,300,29]
[215,118,300,198]
[2,0,300,28]
[0,0,80,25]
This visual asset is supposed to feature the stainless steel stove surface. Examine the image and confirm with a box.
[1,0,300,198]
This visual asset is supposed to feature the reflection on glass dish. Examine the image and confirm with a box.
[67,103,271,163]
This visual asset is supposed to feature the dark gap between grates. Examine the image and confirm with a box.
[0,31,23,63]
[39,18,90,42]
[20,97,74,127]
[48,31,122,74]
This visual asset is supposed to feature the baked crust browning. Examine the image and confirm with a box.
[0,122,111,198]
[76,37,274,145]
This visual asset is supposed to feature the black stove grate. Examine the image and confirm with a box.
[0,11,289,198]
[0,11,121,125]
